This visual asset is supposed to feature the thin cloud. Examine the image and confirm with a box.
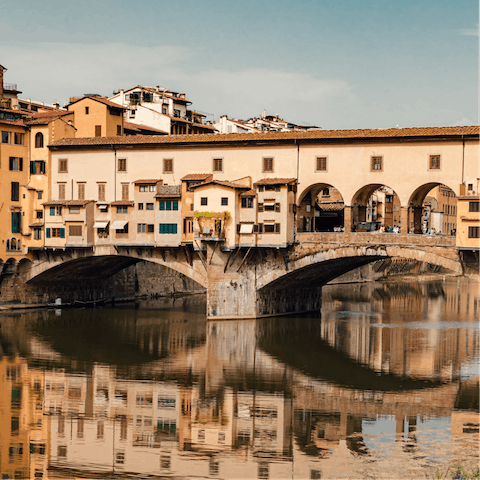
[459,24,479,36]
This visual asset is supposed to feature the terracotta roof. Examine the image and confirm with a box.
[133,179,161,184]
[0,107,29,116]
[49,125,479,150]
[43,200,94,206]
[0,119,27,127]
[30,110,70,118]
[181,173,213,181]
[240,189,257,197]
[124,122,168,135]
[190,180,251,190]
[68,95,127,110]
[110,200,134,206]
[254,178,297,185]
[457,195,480,200]
[25,111,72,126]
[29,222,44,228]
[155,192,181,198]
[318,202,345,212]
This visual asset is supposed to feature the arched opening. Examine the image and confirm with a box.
[297,184,345,232]
[6,237,22,252]
[35,132,44,148]
[351,184,402,233]
[408,183,457,235]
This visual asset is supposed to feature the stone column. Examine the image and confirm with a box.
[343,206,352,233]
[400,206,410,234]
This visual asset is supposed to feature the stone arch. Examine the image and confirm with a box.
[27,254,207,289]
[408,182,457,234]
[17,258,32,273]
[3,258,17,275]
[351,183,402,232]
[256,244,461,292]
[297,183,346,232]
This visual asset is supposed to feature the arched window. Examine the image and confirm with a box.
[35,132,44,148]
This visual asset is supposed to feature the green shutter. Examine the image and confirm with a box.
[50,207,55,216]
[166,201,172,210]
[60,228,65,238]
[30,161,35,174]
[159,201,165,210]
[19,158,23,171]
[173,224,177,234]
[46,228,51,238]
[173,200,178,210]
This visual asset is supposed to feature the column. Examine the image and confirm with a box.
[343,206,352,233]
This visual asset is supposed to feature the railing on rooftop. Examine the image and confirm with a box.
[4,83,18,91]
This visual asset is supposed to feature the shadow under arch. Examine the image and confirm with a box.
[351,183,401,232]
[408,182,457,234]
[27,254,205,289]
[297,182,345,233]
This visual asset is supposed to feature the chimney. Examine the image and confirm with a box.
[53,102,60,110]
[0,65,6,100]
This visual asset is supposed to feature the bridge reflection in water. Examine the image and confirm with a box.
[0,279,478,479]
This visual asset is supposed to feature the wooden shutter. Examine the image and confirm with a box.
[98,184,105,201]
[122,184,129,200]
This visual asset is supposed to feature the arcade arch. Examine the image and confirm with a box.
[408,183,457,235]
[351,184,402,232]
[297,183,345,232]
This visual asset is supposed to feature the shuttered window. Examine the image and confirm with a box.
[316,157,327,171]
[98,184,105,201]
[78,183,85,200]
[159,223,178,234]
[121,184,129,200]
[69,225,82,236]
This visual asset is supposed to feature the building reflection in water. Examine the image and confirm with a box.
[0,279,478,479]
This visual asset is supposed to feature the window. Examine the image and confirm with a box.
[11,182,19,201]
[11,212,21,233]
[201,197,208,206]
[121,184,129,200]
[95,125,101,137]
[118,158,127,172]
[36,210,43,219]
[69,225,82,236]
[59,184,66,200]
[30,160,45,174]
[213,158,223,172]
[316,156,327,171]
[469,202,479,212]
[468,227,479,238]
[163,158,173,173]
[85,106,89,115]
[371,156,383,170]
[159,223,178,234]
[69,206,80,213]
[159,200,178,210]
[263,157,274,172]
[115,223,129,234]
[116,206,128,213]
[138,223,146,233]
[14,132,24,145]
[6,237,21,251]
[9,157,23,171]
[138,203,144,210]
[46,228,64,238]
[78,183,85,200]
[146,203,154,210]
[59,159,68,173]
[117,125,121,135]
[242,197,253,208]
[162,107,167,114]
[174,109,181,117]
[35,132,44,148]
[147,224,154,233]
[98,184,105,201]
[468,183,473,191]
[264,223,280,234]
[34,229,41,240]
[221,197,228,206]
[1,130,10,143]
[38,191,43,200]
[429,155,441,169]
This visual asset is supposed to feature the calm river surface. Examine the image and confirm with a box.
[0,278,478,480]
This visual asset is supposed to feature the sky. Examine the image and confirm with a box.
[0,0,478,129]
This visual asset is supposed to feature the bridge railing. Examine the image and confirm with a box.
[297,231,457,247]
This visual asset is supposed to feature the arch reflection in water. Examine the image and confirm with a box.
[0,278,478,479]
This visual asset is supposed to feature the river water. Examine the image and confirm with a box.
[0,277,478,480]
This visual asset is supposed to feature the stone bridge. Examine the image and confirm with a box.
[10,231,460,319]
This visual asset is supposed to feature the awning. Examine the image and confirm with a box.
[239,224,254,234]
[111,220,128,230]
[264,201,275,206]
[93,221,109,229]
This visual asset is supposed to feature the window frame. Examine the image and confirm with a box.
[58,158,68,173]
[213,158,223,172]
[241,197,254,208]
[429,154,441,171]
[469,201,479,212]
[468,226,479,238]
[118,158,127,172]
[163,158,174,174]
[35,132,44,148]
[316,156,328,172]
[262,157,274,173]
[371,156,383,171]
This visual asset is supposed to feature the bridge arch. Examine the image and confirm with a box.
[27,254,207,289]
[297,183,345,232]
[256,244,461,292]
